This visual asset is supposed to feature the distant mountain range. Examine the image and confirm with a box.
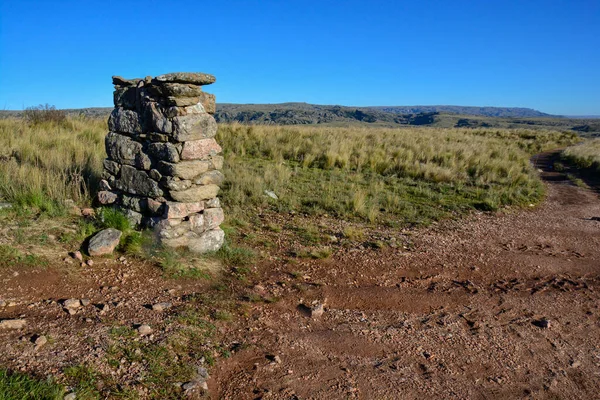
[2,103,598,134]
[214,103,551,125]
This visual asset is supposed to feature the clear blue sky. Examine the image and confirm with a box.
[1,0,598,115]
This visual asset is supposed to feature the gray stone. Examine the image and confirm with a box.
[97,191,118,205]
[194,170,224,186]
[163,177,192,191]
[164,96,200,107]
[88,228,122,256]
[171,113,217,142]
[105,132,143,166]
[114,86,137,109]
[64,393,76,400]
[135,152,152,170]
[142,101,172,134]
[63,299,81,310]
[0,319,27,329]
[203,207,224,230]
[149,169,162,181]
[98,179,111,191]
[103,159,121,175]
[205,197,221,208]
[264,190,278,200]
[165,103,205,118]
[155,72,216,85]
[170,184,220,202]
[0,202,13,210]
[188,228,225,253]
[115,165,163,197]
[147,132,170,142]
[211,155,224,170]
[153,83,203,97]
[159,160,210,180]
[125,209,143,227]
[112,76,139,86]
[148,142,180,163]
[152,302,172,311]
[138,324,153,335]
[108,108,142,135]
[34,335,48,347]
[311,303,324,318]
[120,194,145,212]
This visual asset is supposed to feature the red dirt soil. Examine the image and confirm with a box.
[210,151,600,399]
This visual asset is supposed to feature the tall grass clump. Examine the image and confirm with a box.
[218,124,579,225]
[0,116,106,210]
[562,139,600,172]
[0,369,65,400]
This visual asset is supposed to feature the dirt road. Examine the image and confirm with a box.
[211,152,600,399]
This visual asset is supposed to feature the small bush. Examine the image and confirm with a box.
[23,104,66,125]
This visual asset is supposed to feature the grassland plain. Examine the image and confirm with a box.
[0,117,582,398]
[0,118,580,227]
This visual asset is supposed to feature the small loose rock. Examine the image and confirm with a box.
[73,251,83,262]
[152,302,172,312]
[0,319,27,329]
[138,324,153,335]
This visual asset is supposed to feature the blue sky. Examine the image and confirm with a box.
[0,0,598,115]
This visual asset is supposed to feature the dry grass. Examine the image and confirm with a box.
[0,117,579,227]
[218,123,578,225]
[562,138,600,172]
[0,117,105,212]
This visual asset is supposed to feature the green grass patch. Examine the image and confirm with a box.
[0,244,48,268]
[0,369,65,400]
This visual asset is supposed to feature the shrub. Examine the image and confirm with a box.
[23,104,66,125]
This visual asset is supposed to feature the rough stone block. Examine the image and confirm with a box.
[103,159,121,175]
[163,177,192,191]
[142,101,172,134]
[203,207,224,230]
[108,108,142,135]
[159,160,210,180]
[205,197,221,208]
[199,92,216,114]
[194,170,224,186]
[105,132,144,166]
[148,142,180,163]
[97,190,118,205]
[165,103,205,118]
[163,201,204,219]
[171,113,217,142]
[155,72,216,85]
[153,82,203,97]
[114,165,163,198]
[169,184,219,203]
[164,96,200,107]
[114,87,137,109]
[181,138,222,160]
[188,228,225,253]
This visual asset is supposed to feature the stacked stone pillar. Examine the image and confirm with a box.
[97,72,224,253]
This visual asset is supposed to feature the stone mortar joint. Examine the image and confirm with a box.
[98,72,224,253]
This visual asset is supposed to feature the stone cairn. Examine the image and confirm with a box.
[97,72,224,253]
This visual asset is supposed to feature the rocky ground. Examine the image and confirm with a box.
[1,152,600,399]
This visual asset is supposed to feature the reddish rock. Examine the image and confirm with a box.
[163,201,204,219]
[181,138,222,160]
